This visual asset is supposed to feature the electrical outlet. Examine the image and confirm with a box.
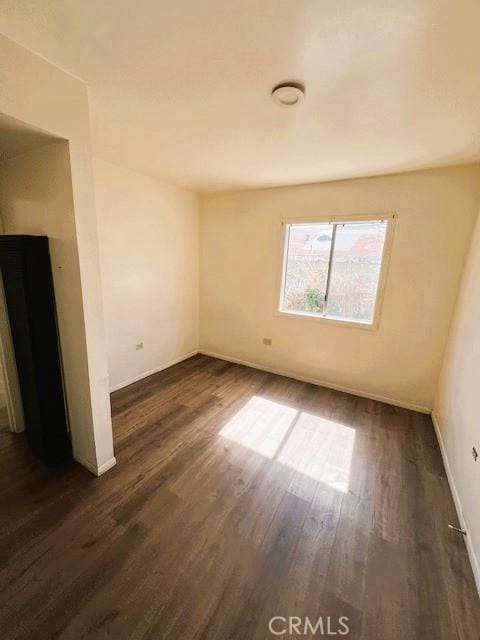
[135,342,144,350]
[263,338,272,346]
[473,447,478,462]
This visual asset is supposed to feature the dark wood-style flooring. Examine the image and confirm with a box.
[0,354,479,639]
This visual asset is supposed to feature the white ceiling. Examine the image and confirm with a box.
[1,0,480,192]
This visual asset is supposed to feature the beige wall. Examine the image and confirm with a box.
[0,34,114,475]
[433,211,480,591]
[200,165,480,411]
[93,158,199,390]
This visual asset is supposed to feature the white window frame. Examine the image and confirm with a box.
[276,213,396,330]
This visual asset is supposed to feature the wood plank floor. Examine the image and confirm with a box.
[0,354,479,639]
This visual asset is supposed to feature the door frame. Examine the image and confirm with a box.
[0,272,25,433]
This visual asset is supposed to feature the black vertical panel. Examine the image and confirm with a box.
[0,235,71,466]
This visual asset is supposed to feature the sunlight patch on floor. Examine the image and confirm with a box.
[219,396,296,458]
[219,396,355,493]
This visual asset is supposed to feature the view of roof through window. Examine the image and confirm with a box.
[281,220,388,323]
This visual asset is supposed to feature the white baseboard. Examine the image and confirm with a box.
[74,454,117,477]
[109,350,198,392]
[97,456,117,475]
[199,349,431,413]
[431,411,480,597]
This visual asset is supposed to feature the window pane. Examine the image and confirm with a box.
[325,221,387,323]
[282,223,333,315]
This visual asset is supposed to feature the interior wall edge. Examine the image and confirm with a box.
[199,349,431,414]
[92,155,201,198]
[73,453,117,477]
[109,350,199,393]
[200,162,480,201]
[431,411,480,597]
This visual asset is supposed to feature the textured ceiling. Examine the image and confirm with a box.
[1,0,480,191]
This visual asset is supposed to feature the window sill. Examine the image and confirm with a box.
[275,309,379,331]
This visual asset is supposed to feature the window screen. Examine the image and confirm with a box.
[280,219,389,325]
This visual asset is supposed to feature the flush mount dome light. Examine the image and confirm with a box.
[271,81,305,107]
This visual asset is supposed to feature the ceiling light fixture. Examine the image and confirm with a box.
[271,81,305,107]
